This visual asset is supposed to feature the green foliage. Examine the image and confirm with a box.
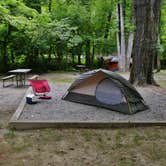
[0,0,165,72]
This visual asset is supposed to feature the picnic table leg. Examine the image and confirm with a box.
[16,75,18,87]
[20,74,23,86]
[12,77,14,85]
[23,74,26,86]
[18,74,20,86]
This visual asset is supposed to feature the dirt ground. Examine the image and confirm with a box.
[0,71,166,166]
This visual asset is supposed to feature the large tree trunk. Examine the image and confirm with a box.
[126,32,134,70]
[130,0,161,85]
[117,3,126,72]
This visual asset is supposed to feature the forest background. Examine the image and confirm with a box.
[0,0,165,73]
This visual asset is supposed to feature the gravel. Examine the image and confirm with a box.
[18,83,166,122]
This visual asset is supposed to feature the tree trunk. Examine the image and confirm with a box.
[117,3,126,72]
[130,0,161,85]
[104,12,112,39]
[126,32,134,70]
[116,32,121,64]
[117,4,121,58]
[78,54,81,64]
[1,39,8,72]
[119,3,126,72]
[48,45,52,60]
[77,44,82,65]
[85,40,91,68]
[10,49,15,63]
[91,41,95,66]
[72,54,75,66]
[1,24,10,72]
[48,0,52,12]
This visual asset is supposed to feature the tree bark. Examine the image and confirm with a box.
[72,54,75,66]
[77,44,82,65]
[126,32,134,70]
[116,4,121,67]
[78,54,81,64]
[119,3,126,72]
[1,24,10,72]
[117,4,121,57]
[91,41,95,65]
[104,12,112,39]
[130,0,161,85]
[117,3,126,72]
[10,49,15,64]
[85,40,91,68]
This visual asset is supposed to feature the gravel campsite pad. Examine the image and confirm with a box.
[15,83,166,124]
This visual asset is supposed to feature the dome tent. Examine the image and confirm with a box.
[63,69,148,114]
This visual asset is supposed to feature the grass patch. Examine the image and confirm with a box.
[81,130,93,142]
[116,159,134,166]
[47,70,77,74]
[11,142,30,152]
[146,143,166,161]
[40,129,63,142]
[155,70,166,76]
[157,80,166,88]
[154,70,166,88]
[4,130,15,139]
[0,123,3,129]
[48,77,75,83]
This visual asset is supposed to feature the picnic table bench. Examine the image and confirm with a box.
[75,65,88,72]
[1,75,16,87]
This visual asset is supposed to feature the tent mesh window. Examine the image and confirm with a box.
[95,78,124,105]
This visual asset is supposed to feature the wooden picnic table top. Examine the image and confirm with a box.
[8,69,31,74]
[76,65,86,68]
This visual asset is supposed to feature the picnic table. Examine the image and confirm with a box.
[75,65,88,72]
[8,69,31,87]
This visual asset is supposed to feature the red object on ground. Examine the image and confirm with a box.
[107,62,119,71]
[29,80,52,99]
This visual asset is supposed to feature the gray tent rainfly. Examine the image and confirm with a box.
[63,69,148,114]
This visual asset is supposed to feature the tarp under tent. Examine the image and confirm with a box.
[63,69,148,114]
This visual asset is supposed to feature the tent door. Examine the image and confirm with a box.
[95,78,123,105]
